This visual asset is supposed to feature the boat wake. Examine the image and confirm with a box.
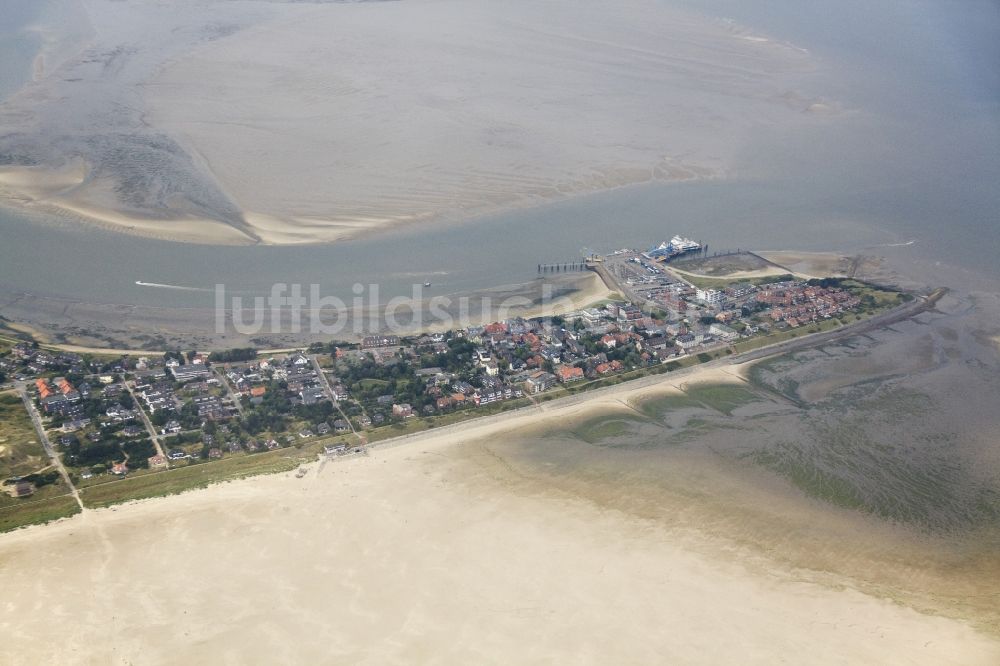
[388,270,451,279]
[135,281,211,292]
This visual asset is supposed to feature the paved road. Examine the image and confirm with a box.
[14,382,83,509]
[214,366,247,418]
[590,260,666,313]
[311,355,365,447]
[125,381,167,458]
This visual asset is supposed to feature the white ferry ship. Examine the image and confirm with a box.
[643,235,702,260]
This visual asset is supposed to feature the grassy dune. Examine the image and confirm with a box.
[0,392,45,480]
[0,494,80,532]
[77,446,324,509]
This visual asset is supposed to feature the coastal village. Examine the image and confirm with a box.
[0,242,903,514]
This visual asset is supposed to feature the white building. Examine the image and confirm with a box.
[709,323,739,342]
[696,288,726,306]
[675,333,703,350]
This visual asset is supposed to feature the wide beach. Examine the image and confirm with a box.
[1,363,998,664]
[0,1,998,662]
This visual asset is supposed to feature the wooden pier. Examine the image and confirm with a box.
[537,261,588,273]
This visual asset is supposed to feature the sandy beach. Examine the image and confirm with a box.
[0,363,997,664]
[669,264,792,281]
[756,251,861,280]
[1,1,998,661]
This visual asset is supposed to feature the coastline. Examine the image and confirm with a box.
[0,165,261,246]
[0,162,713,248]
[0,0,997,660]
[0,270,613,352]
[0,244,925,357]
[0,284,934,519]
[0,358,997,663]
[1,233,996,660]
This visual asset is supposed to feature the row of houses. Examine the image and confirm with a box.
[9,344,86,377]
[764,285,862,324]
[35,376,82,415]
[136,380,177,413]
[224,354,331,407]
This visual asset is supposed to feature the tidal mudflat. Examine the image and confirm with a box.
[492,288,1000,639]
[0,0,832,244]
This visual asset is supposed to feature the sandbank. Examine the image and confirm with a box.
[0,0,832,245]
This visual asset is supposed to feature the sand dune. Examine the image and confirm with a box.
[0,0,832,244]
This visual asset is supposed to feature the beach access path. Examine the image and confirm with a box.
[15,381,82,510]
[124,380,167,459]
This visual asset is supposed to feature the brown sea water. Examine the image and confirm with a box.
[0,0,997,628]
[0,0,997,320]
